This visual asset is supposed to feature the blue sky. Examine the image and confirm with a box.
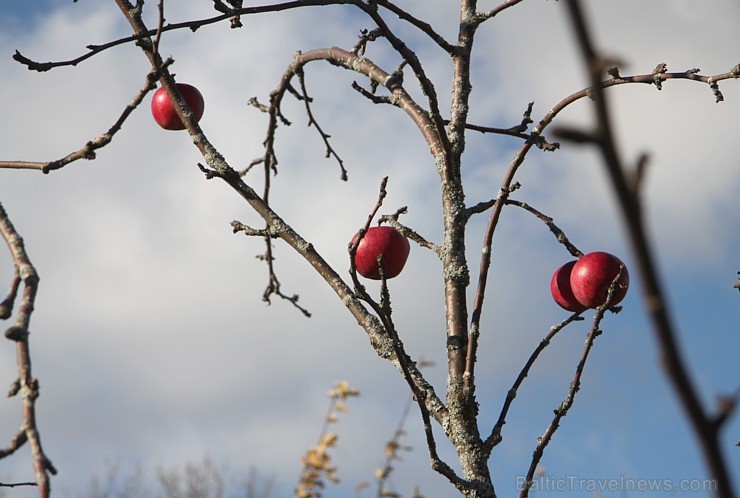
[0,1,738,497]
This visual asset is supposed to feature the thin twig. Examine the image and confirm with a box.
[0,481,37,488]
[13,1,357,72]
[262,244,312,317]
[483,312,584,454]
[0,60,171,173]
[446,102,543,144]
[348,177,390,291]
[353,28,383,56]
[152,0,165,57]
[351,81,394,105]
[374,0,455,54]
[377,214,442,255]
[504,199,583,258]
[476,0,526,23]
[295,67,348,181]
[518,316,602,498]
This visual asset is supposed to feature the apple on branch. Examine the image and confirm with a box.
[551,251,629,311]
[570,251,629,308]
[151,83,205,131]
[352,226,410,280]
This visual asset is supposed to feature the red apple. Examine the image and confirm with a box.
[550,260,588,312]
[352,226,410,280]
[151,83,205,130]
[570,251,629,308]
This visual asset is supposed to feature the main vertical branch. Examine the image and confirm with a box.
[445,0,475,382]
[439,1,498,496]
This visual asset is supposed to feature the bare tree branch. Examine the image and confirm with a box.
[0,481,37,489]
[6,3,736,497]
[517,270,625,498]
[13,1,353,72]
[483,312,584,454]
[345,180,461,486]
[562,2,736,497]
[504,199,583,258]
[295,67,348,181]
[476,0,526,23]
[114,0,449,438]
[517,313,603,498]
[0,202,56,498]
[466,63,740,435]
[374,0,456,54]
[0,61,171,173]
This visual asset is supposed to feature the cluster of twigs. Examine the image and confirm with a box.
[0,1,737,498]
